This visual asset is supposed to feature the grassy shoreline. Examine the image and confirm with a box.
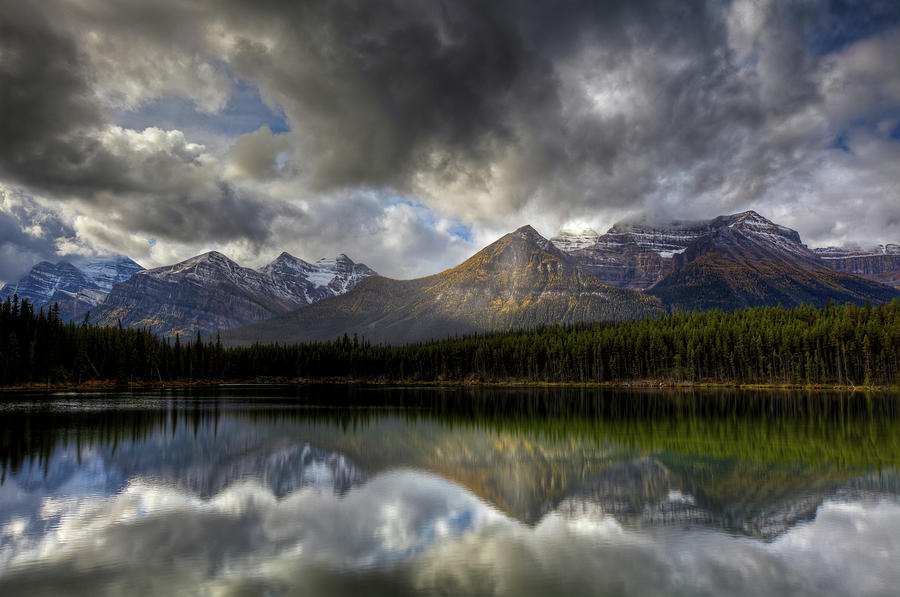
[1,377,898,393]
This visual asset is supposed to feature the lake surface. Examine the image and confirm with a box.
[1,386,899,596]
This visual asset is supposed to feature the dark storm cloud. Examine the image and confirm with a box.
[1,0,899,270]
[210,0,880,228]
[0,2,104,191]
[0,0,273,252]
[220,0,741,206]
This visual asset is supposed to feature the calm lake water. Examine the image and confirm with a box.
[1,386,899,596]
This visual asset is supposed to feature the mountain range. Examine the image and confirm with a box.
[3,210,899,344]
[221,225,663,345]
[552,211,900,298]
[0,256,144,321]
[221,211,899,345]
[91,251,376,337]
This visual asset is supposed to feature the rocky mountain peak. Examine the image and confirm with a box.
[510,225,557,253]
[265,252,312,272]
[275,251,298,262]
[711,210,805,250]
[513,224,540,237]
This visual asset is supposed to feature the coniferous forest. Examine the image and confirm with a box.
[1,294,899,387]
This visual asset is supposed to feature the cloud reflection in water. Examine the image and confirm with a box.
[1,465,899,596]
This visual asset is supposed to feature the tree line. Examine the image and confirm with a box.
[2,294,899,386]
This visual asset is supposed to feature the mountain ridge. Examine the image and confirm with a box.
[91,250,376,337]
[0,256,144,321]
[220,225,662,346]
[6,211,898,343]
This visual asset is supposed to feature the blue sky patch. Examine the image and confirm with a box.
[448,222,473,242]
[112,78,288,147]
[829,131,852,152]
[806,0,900,55]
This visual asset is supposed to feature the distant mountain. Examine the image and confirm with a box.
[0,256,144,320]
[815,244,900,288]
[1,261,93,305]
[644,212,899,310]
[553,211,812,291]
[260,252,376,303]
[551,211,899,311]
[220,225,663,346]
[91,251,376,337]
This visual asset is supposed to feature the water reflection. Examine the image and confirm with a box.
[0,387,899,596]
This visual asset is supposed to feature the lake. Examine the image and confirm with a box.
[1,386,899,596]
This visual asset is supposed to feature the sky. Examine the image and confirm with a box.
[1,0,900,282]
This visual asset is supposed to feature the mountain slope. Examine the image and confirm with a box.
[645,213,900,310]
[221,226,663,346]
[1,261,96,305]
[73,256,145,292]
[92,251,376,337]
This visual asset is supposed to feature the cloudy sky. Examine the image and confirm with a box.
[1,0,900,282]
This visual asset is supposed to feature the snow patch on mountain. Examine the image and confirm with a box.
[657,248,687,259]
[815,244,900,259]
[258,252,377,304]
[550,227,601,252]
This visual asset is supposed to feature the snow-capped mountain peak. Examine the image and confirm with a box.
[550,227,601,252]
[263,253,376,297]
[73,255,144,292]
[712,210,807,255]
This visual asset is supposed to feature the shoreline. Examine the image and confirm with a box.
[1,378,898,393]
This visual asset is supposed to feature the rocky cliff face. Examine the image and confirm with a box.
[814,245,900,288]
[47,288,108,322]
[557,219,712,290]
[93,250,376,337]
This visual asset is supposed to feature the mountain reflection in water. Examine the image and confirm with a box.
[0,386,899,596]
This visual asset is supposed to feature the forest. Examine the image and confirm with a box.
[1,294,899,387]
